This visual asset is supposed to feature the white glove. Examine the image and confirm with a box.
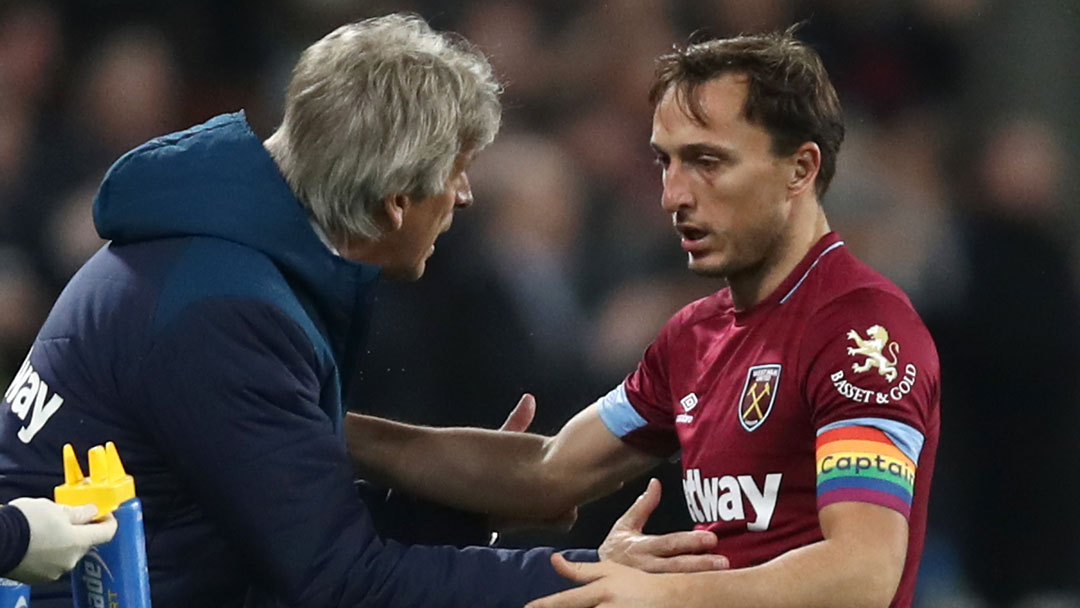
[5,498,118,584]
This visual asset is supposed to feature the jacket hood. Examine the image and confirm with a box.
[93,112,379,367]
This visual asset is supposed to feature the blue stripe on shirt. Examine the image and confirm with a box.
[595,383,648,438]
[817,417,925,464]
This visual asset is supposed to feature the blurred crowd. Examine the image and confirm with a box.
[1,0,1077,606]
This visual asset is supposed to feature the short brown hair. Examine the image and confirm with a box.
[649,26,844,197]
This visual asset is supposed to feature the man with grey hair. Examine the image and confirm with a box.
[0,13,718,608]
[264,14,501,278]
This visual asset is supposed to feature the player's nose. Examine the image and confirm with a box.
[660,164,693,213]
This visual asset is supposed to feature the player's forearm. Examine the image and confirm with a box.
[669,534,904,608]
[344,413,576,518]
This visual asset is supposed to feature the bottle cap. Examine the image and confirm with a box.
[54,442,136,518]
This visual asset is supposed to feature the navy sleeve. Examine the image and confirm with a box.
[132,299,583,607]
[0,504,29,575]
[355,481,491,548]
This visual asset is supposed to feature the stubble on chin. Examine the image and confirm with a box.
[687,231,775,281]
[687,258,736,279]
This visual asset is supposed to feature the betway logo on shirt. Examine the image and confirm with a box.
[3,348,65,444]
[682,469,782,531]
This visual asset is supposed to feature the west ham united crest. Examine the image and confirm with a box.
[738,364,782,432]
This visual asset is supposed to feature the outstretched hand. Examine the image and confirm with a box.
[494,393,578,532]
[526,554,678,608]
[599,478,728,573]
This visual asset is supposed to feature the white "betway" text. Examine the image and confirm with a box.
[3,348,65,443]
[682,469,782,531]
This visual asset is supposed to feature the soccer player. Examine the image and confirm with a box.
[346,27,940,608]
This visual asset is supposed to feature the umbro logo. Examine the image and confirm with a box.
[680,393,698,412]
[676,393,698,424]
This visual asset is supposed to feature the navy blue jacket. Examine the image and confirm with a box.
[0,113,591,607]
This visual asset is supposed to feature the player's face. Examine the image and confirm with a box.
[651,74,794,278]
[380,154,474,281]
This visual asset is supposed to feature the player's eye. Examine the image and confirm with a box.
[692,156,721,170]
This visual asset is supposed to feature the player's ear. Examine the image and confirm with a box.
[788,142,821,197]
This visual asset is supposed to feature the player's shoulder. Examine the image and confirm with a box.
[663,288,733,332]
[640,288,733,352]
[810,246,921,321]
[802,247,938,367]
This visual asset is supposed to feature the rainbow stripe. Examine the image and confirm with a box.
[816,425,917,518]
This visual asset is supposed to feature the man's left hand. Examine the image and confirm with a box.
[599,478,727,573]
[527,554,679,608]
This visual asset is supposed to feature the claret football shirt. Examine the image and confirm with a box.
[597,232,939,608]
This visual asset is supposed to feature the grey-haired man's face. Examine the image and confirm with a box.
[387,167,473,281]
[340,153,474,280]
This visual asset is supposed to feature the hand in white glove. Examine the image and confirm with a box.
[6,498,118,584]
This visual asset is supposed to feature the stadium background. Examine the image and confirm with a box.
[0,0,1077,605]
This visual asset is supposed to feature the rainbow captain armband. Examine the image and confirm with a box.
[54,443,151,608]
[55,442,135,517]
[815,422,922,519]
